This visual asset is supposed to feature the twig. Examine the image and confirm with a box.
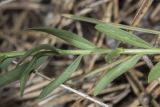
[35,72,109,107]
[12,60,109,107]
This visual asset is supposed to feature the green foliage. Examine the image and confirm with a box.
[17,44,59,95]
[28,28,96,50]
[0,15,160,99]
[94,55,142,96]
[39,56,82,98]
[0,58,14,69]
[0,55,7,63]
[0,63,28,87]
[63,14,160,35]
[95,24,153,49]
[18,44,59,64]
[105,48,123,63]
[148,62,160,82]
[0,56,47,87]
[20,55,47,96]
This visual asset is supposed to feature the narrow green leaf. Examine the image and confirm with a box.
[0,63,28,87]
[28,28,96,50]
[148,62,160,82]
[0,58,14,69]
[20,55,48,96]
[105,48,123,63]
[0,56,48,87]
[94,55,142,96]
[34,56,48,68]
[20,58,37,96]
[19,44,59,64]
[0,55,7,63]
[95,24,153,49]
[39,55,82,98]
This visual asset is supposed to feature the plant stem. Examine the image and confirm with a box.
[0,51,25,57]
[123,49,160,54]
[59,48,160,55]
[1,48,160,58]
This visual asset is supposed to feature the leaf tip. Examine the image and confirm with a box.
[62,14,71,18]
[93,87,101,96]
[20,81,25,97]
[93,91,98,96]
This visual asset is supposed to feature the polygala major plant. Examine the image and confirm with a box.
[0,14,160,98]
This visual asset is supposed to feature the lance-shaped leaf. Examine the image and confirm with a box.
[94,55,142,96]
[95,24,153,49]
[39,56,82,98]
[0,63,28,87]
[19,44,59,64]
[0,58,14,69]
[20,54,48,96]
[0,55,7,63]
[28,28,96,50]
[148,62,160,82]
[20,57,37,96]
[0,56,48,87]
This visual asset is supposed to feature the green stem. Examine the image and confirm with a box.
[59,49,111,55]
[124,49,160,54]
[1,48,160,58]
[0,51,25,57]
[59,48,160,55]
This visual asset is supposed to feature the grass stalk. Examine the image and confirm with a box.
[2,48,160,58]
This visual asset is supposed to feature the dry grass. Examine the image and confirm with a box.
[0,0,160,107]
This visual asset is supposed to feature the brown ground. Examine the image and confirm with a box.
[0,0,160,107]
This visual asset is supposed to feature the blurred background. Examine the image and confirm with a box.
[0,0,160,107]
